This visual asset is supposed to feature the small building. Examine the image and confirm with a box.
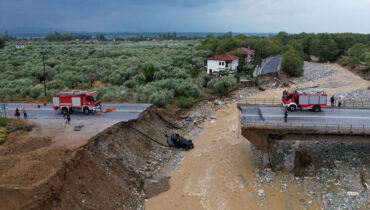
[207,55,239,75]
[227,47,255,63]
[15,40,31,49]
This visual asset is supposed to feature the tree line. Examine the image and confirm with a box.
[198,31,370,77]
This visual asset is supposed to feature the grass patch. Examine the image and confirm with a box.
[177,96,196,108]
[0,117,11,145]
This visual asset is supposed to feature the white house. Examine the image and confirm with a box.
[207,54,239,75]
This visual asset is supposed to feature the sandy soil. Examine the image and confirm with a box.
[146,62,369,209]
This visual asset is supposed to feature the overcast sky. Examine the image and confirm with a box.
[0,0,369,33]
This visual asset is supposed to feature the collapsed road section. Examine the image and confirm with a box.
[0,107,191,210]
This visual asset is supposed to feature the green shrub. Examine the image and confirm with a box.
[360,52,370,62]
[144,63,159,82]
[124,79,136,88]
[177,96,196,108]
[136,84,155,103]
[207,76,238,95]
[101,86,128,101]
[281,49,304,77]
[175,79,201,97]
[153,69,171,80]
[149,89,174,108]
[202,74,213,88]
[133,73,146,84]
[0,117,10,127]
[344,57,360,68]
[365,54,370,67]
[348,43,369,58]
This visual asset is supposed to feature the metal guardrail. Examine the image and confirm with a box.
[244,98,370,109]
[242,122,370,135]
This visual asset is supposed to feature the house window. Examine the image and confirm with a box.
[219,62,221,65]
[222,62,224,65]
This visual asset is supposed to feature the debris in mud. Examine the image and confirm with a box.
[257,189,265,199]
[144,173,170,199]
[73,125,84,131]
[293,147,312,176]
[251,140,370,209]
[237,174,248,188]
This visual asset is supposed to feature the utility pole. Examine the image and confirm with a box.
[42,52,47,97]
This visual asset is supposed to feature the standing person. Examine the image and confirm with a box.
[330,95,335,107]
[284,108,288,122]
[338,98,342,108]
[14,108,20,119]
[22,108,28,120]
[67,112,71,125]
[63,114,68,126]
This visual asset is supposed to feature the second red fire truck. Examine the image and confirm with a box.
[282,90,327,112]
[52,91,102,114]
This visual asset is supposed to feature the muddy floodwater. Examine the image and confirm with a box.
[147,103,322,209]
[146,62,370,209]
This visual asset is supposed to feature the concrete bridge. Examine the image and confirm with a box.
[238,100,370,152]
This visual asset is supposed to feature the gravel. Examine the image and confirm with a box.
[336,88,370,101]
[251,139,370,209]
[292,62,335,84]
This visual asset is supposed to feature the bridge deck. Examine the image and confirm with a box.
[240,106,370,134]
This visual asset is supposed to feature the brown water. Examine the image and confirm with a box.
[147,103,321,209]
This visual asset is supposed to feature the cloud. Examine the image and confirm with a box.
[0,0,369,33]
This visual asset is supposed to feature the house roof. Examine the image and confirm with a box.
[16,40,30,46]
[208,54,239,61]
[227,47,255,56]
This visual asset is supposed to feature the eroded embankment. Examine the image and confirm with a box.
[45,108,178,209]
[0,108,179,210]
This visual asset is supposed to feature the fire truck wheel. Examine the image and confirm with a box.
[313,105,321,112]
[83,107,90,115]
[61,107,68,115]
[289,105,296,111]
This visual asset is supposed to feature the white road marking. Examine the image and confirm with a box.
[8,108,142,113]
[242,114,370,119]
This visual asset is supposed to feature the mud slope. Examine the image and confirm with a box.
[43,108,177,210]
[0,108,178,210]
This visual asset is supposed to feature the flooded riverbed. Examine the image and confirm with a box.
[146,62,369,209]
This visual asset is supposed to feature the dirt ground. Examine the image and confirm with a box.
[146,62,369,209]
[0,108,179,210]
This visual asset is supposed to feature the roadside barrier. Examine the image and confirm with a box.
[242,122,370,135]
[244,98,370,109]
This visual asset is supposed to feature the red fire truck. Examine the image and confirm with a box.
[52,91,102,114]
[282,90,327,112]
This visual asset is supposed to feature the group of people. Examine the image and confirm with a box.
[330,95,342,107]
[14,107,71,126]
[14,108,27,120]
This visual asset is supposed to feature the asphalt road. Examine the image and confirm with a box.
[2,103,151,121]
[260,55,282,75]
[241,106,370,126]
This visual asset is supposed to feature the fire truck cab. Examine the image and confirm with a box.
[282,90,327,112]
[52,91,102,115]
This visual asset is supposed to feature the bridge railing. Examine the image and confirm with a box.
[244,98,370,109]
[242,122,370,135]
